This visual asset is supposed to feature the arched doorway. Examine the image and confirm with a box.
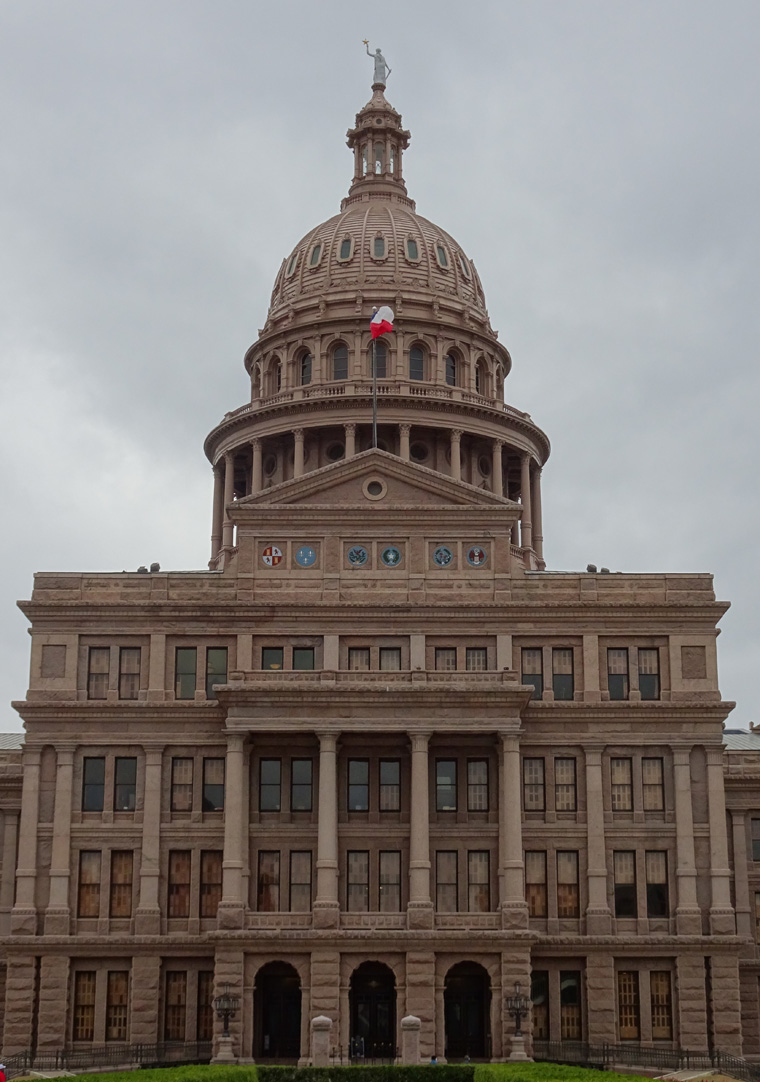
[444,961,491,1060]
[253,961,301,1061]
[349,961,396,1059]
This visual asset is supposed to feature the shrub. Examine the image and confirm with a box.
[258,1069,474,1082]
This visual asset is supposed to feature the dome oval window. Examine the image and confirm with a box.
[309,243,322,268]
[435,245,449,269]
[405,238,419,261]
[409,346,425,382]
[286,252,299,277]
[457,253,472,279]
[338,237,353,262]
[332,344,349,381]
[373,236,386,259]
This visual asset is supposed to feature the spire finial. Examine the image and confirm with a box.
[364,41,391,88]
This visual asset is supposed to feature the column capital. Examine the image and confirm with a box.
[521,450,532,464]
[316,730,340,752]
[224,449,235,464]
[251,436,261,449]
[400,423,412,435]
[344,422,356,435]
[672,748,692,766]
[55,746,77,762]
[499,731,522,751]
[493,438,505,449]
[450,429,462,443]
[409,731,432,751]
[293,428,304,443]
[225,733,246,754]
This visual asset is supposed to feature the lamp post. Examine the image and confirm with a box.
[505,981,532,1061]
[212,983,240,1063]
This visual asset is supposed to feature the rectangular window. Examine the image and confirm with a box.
[436,850,458,912]
[379,759,400,811]
[78,850,101,918]
[614,850,637,918]
[465,647,487,672]
[197,971,214,1041]
[200,850,222,918]
[87,646,110,700]
[617,971,641,1039]
[531,971,549,1040]
[560,971,582,1040]
[554,757,577,811]
[436,760,457,811]
[114,756,137,812]
[379,647,401,671]
[109,850,133,918]
[753,819,760,861]
[468,850,490,912]
[650,971,673,1039]
[347,850,370,912]
[521,647,543,699]
[293,647,315,670]
[73,971,96,1041]
[557,851,580,918]
[118,647,140,700]
[259,758,282,811]
[525,851,547,917]
[82,756,105,812]
[202,757,225,811]
[642,757,665,811]
[523,757,546,811]
[168,850,191,918]
[348,647,370,671]
[291,758,313,811]
[435,647,457,671]
[257,850,280,912]
[206,647,228,698]
[552,648,574,700]
[289,851,312,912]
[171,757,193,812]
[106,971,129,1041]
[638,648,660,700]
[608,647,629,700]
[262,646,284,670]
[164,971,187,1041]
[175,647,197,699]
[610,757,633,811]
[379,851,401,912]
[348,759,370,811]
[467,759,489,811]
[646,851,669,917]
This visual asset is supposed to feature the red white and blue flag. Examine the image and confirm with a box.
[370,305,394,339]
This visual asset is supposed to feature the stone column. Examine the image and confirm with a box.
[585,956,617,1044]
[709,954,742,1055]
[294,428,305,478]
[676,954,708,1052]
[2,955,37,1053]
[211,464,224,558]
[405,952,436,1060]
[584,748,612,933]
[0,810,19,934]
[219,733,247,929]
[450,429,462,482]
[44,745,75,934]
[706,746,735,934]
[344,423,356,458]
[520,453,532,549]
[499,732,528,928]
[408,731,433,928]
[401,1015,421,1064]
[314,731,340,927]
[131,955,162,1044]
[11,747,41,935]
[311,1015,332,1066]
[492,439,504,497]
[531,466,544,561]
[674,748,702,934]
[148,632,166,703]
[222,451,235,549]
[251,437,263,494]
[135,747,164,934]
[399,423,411,461]
[731,810,752,939]
[582,634,601,702]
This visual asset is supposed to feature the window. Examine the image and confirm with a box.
[114,757,137,811]
[118,647,140,700]
[206,647,228,699]
[348,647,370,671]
[348,759,369,811]
[109,850,133,918]
[465,647,487,671]
[347,850,369,912]
[467,760,488,811]
[168,851,191,918]
[523,757,545,811]
[293,647,315,670]
[552,648,574,700]
[560,972,582,1039]
[557,851,580,917]
[289,851,312,911]
[164,971,187,1041]
[371,340,387,378]
[309,243,322,267]
[611,757,633,811]
[650,971,672,1039]
[521,648,543,699]
[614,851,637,917]
[200,850,222,918]
[373,236,385,258]
[380,760,400,811]
[300,352,313,385]
[379,647,401,671]
[436,760,457,811]
[608,648,629,700]
[468,851,489,912]
[260,759,281,811]
[171,757,193,812]
[291,758,313,811]
[338,237,352,260]
[531,971,549,1039]
[475,360,483,394]
[457,252,471,279]
[646,851,669,917]
[406,237,419,260]
[78,851,101,918]
[445,354,457,386]
[380,851,401,911]
[286,252,298,276]
[752,819,760,861]
[88,646,110,699]
[257,851,280,911]
[202,758,225,811]
[642,757,665,811]
[262,647,284,670]
[435,647,457,671]
[197,972,214,1040]
[106,971,129,1041]
[756,892,760,943]
[82,757,105,811]
[436,244,449,268]
[525,851,547,917]
[175,648,197,699]
[333,344,349,381]
[638,648,660,699]
[617,971,640,1039]
[436,851,458,911]
[555,758,577,811]
[409,346,425,381]
[73,971,96,1041]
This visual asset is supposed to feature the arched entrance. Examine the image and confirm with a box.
[253,961,301,1061]
[444,961,491,1060]
[349,961,396,1058]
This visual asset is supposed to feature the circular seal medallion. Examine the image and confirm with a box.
[347,545,369,566]
[381,545,402,567]
[262,545,283,567]
[295,545,317,567]
[466,545,487,567]
[433,545,454,567]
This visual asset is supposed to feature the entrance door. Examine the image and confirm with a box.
[350,962,396,1059]
[254,962,301,1060]
[444,962,491,1059]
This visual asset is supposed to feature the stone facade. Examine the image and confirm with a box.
[3,79,760,1065]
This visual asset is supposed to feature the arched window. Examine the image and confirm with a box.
[267,358,282,396]
[435,245,449,269]
[338,237,352,261]
[286,252,298,277]
[275,362,282,392]
[309,243,322,267]
[371,341,387,378]
[333,343,349,381]
[373,236,386,258]
[445,354,457,387]
[374,142,384,174]
[406,238,419,261]
[475,359,489,396]
[409,346,425,382]
[300,353,313,386]
[362,145,368,175]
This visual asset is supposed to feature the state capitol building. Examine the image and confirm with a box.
[2,71,760,1068]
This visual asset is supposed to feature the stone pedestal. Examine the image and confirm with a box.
[312,901,340,928]
[213,1035,237,1063]
[407,902,434,929]
[401,1014,421,1064]
[508,1035,531,1061]
[311,1015,333,1066]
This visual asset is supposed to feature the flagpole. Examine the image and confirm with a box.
[372,325,378,449]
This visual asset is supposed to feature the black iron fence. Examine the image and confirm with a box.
[533,1039,760,1082]
[2,1039,212,1077]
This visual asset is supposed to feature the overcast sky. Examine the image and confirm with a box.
[1,1,758,731]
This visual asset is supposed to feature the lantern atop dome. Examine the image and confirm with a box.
[344,85,412,208]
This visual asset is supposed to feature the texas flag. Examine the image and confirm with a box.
[370,305,394,339]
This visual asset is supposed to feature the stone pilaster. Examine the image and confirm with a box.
[674,748,702,934]
[585,955,617,1044]
[731,811,752,939]
[135,747,163,934]
[211,463,224,559]
[492,439,504,497]
[520,454,532,549]
[676,954,708,1052]
[404,952,435,1061]
[309,950,340,1022]
[218,733,247,929]
[2,954,37,1053]
[130,955,161,1044]
[499,731,528,929]
[294,428,305,477]
[36,955,70,1051]
[449,429,461,482]
[45,745,75,934]
[584,748,612,933]
[408,731,433,928]
[221,451,235,550]
[582,634,601,702]
[0,811,19,935]
[314,731,340,928]
[706,746,735,934]
[251,438,263,493]
[11,748,41,935]
[709,954,742,1055]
